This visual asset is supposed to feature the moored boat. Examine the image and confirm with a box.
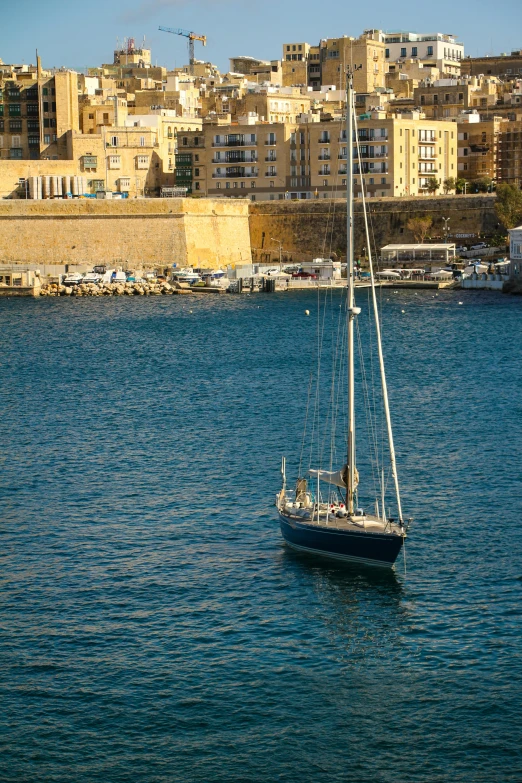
[276,67,411,569]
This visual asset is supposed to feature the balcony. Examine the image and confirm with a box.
[318,168,331,175]
[264,140,277,146]
[265,156,277,162]
[318,154,331,160]
[419,153,436,160]
[212,171,258,178]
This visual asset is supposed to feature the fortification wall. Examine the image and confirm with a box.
[249,195,498,261]
[0,198,251,269]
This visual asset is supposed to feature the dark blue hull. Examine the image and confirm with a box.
[279,513,404,568]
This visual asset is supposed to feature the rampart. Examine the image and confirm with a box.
[249,195,499,261]
[0,194,499,271]
[0,198,251,269]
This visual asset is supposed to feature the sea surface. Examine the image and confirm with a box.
[1,289,521,782]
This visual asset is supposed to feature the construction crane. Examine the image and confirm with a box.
[158,26,206,75]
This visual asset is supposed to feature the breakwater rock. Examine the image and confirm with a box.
[39,281,188,297]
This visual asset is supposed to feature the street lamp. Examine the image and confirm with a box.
[442,216,450,244]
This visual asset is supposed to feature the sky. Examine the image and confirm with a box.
[2,0,521,74]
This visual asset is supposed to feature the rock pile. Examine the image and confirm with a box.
[39,281,190,297]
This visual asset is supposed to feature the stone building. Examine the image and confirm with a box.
[179,113,457,201]
[0,59,79,162]
[381,30,464,76]
[413,76,499,119]
[461,52,522,80]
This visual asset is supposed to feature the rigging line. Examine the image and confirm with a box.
[354,114,404,524]
[298,372,314,478]
[366,286,381,484]
[354,126,383,506]
[329,288,346,474]
[355,316,380,505]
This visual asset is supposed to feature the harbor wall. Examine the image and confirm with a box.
[0,198,251,269]
[249,195,499,261]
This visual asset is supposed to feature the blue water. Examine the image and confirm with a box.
[1,290,522,782]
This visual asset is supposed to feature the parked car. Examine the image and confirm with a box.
[470,242,489,250]
[456,245,468,253]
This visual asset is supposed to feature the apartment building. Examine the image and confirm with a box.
[308,114,457,198]
[456,115,501,182]
[381,31,464,76]
[179,113,457,201]
[413,77,499,119]
[497,120,522,187]
[320,33,387,93]
[281,42,312,87]
[461,51,522,80]
[280,33,385,93]
[0,63,79,161]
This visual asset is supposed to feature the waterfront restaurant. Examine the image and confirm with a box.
[380,243,456,269]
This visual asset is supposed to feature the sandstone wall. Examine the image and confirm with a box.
[0,198,251,269]
[249,195,499,261]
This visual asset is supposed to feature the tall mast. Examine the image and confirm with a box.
[346,69,357,516]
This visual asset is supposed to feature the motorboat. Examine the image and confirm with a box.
[63,273,84,286]
[82,272,102,284]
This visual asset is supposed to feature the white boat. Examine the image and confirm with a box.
[110,269,127,284]
[82,272,102,284]
[63,272,84,286]
[276,68,410,569]
[172,267,201,284]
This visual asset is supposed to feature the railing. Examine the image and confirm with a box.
[318,154,331,160]
[265,156,277,162]
[212,172,258,178]
[264,140,277,146]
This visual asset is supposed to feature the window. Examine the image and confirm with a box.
[136,155,149,168]
[140,136,145,147]
[226,182,230,189]
[251,181,256,188]
[194,154,199,162]
[401,48,407,57]
[385,48,389,58]
[195,182,200,190]
[216,182,221,189]
[323,179,328,186]
[8,104,21,117]
[44,134,50,144]
[427,46,433,56]
[42,87,48,96]
[43,101,49,112]
[270,181,274,188]
[412,47,418,57]
[194,168,200,177]
[381,177,386,184]
[10,148,22,159]
[108,155,121,168]
[9,120,22,131]
[182,137,188,146]
[11,135,21,147]
[110,135,119,147]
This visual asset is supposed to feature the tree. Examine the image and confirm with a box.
[495,183,522,229]
[473,176,493,193]
[443,177,456,195]
[406,216,433,243]
[425,178,440,195]
[455,178,467,194]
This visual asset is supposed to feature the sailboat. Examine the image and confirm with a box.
[276,69,410,569]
